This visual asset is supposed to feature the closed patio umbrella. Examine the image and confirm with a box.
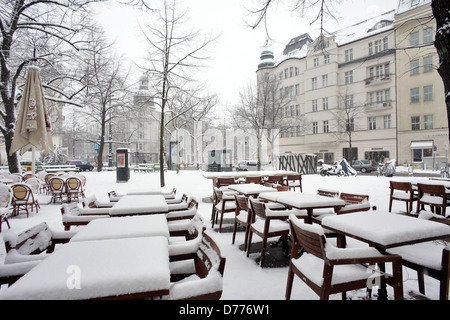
[10,66,53,173]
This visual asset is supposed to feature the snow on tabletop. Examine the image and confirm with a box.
[0,237,170,300]
[259,192,345,208]
[109,195,168,215]
[321,212,450,247]
[70,215,169,242]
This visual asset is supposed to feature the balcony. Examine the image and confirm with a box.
[365,74,392,86]
[365,100,394,111]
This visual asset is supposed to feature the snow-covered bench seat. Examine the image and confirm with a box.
[61,202,109,230]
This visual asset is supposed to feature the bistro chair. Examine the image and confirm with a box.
[246,197,291,267]
[66,176,85,203]
[25,178,41,212]
[44,173,55,194]
[168,230,226,300]
[49,176,66,204]
[22,173,35,181]
[11,183,36,217]
[211,188,237,232]
[416,183,450,216]
[283,174,303,192]
[232,194,252,251]
[389,181,418,214]
[7,173,23,183]
[0,184,13,232]
[286,215,403,300]
[245,176,262,184]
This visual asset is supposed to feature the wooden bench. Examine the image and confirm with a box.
[1,222,74,286]
[61,203,109,230]
[42,165,80,173]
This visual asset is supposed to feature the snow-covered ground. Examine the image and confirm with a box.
[0,168,447,300]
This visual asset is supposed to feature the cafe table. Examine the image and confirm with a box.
[321,212,450,299]
[70,215,169,242]
[227,183,278,197]
[259,191,345,223]
[109,195,169,217]
[0,236,170,300]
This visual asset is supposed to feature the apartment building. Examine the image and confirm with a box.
[257,10,398,164]
[395,0,447,168]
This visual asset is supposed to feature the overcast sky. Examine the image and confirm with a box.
[96,0,398,110]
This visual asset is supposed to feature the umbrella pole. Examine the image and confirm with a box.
[32,146,36,175]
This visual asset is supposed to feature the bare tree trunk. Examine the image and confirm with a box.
[431,0,450,142]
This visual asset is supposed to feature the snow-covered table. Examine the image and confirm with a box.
[70,215,169,242]
[203,170,297,186]
[109,195,169,217]
[321,211,450,249]
[228,183,278,196]
[259,191,345,223]
[0,237,170,300]
[321,212,450,300]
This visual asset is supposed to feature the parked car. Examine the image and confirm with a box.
[68,160,94,171]
[20,160,43,172]
[352,160,377,173]
[237,160,258,171]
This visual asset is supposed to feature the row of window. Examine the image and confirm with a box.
[411,115,434,131]
[410,85,433,103]
[410,56,434,75]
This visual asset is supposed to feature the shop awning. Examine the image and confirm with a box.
[410,141,433,148]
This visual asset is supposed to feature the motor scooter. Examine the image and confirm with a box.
[320,162,345,177]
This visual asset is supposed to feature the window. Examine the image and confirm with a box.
[296,125,301,136]
[411,116,420,130]
[369,42,373,55]
[410,59,420,75]
[383,37,389,50]
[322,74,328,87]
[323,98,328,110]
[323,120,329,133]
[312,77,317,90]
[424,115,433,130]
[410,87,420,103]
[290,67,294,77]
[424,85,433,101]
[410,31,419,46]
[374,40,382,53]
[314,58,319,67]
[345,71,353,84]
[324,55,330,64]
[295,67,300,76]
[423,28,433,44]
[312,100,318,112]
[284,68,289,79]
[423,56,433,72]
[290,85,295,97]
[312,122,318,134]
[346,118,355,132]
[296,105,301,116]
[345,49,353,62]
[369,117,377,130]
[384,115,391,129]
[345,95,354,108]
[295,84,300,96]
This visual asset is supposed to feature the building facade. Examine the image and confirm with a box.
[395,0,448,169]
[257,10,398,164]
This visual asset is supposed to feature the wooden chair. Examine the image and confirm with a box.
[211,188,236,232]
[245,176,262,184]
[49,176,66,204]
[416,183,450,216]
[286,215,403,300]
[283,174,303,192]
[66,176,85,202]
[317,188,339,198]
[232,194,252,251]
[264,175,283,188]
[0,184,13,232]
[0,222,74,286]
[168,231,226,300]
[216,177,236,189]
[276,185,290,192]
[11,183,36,217]
[167,199,198,222]
[168,213,205,239]
[389,181,418,214]
[166,193,188,204]
[338,193,371,214]
[60,203,109,230]
[246,197,290,267]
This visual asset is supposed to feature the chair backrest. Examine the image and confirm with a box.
[216,177,235,188]
[49,176,65,191]
[22,173,34,181]
[187,198,199,209]
[44,173,55,185]
[7,174,23,183]
[317,188,339,198]
[66,177,81,192]
[286,174,301,181]
[289,215,326,261]
[390,181,413,193]
[26,178,41,194]
[340,192,369,204]
[4,222,52,255]
[277,185,290,192]
[249,197,267,220]
[82,195,96,208]
[267,175,283,183]
[11,183,32,202]
[235,194,249,212]
[60,203,80,216]
[418,183,446,197]
[195,231,226,278]
[0,184,13,209]
[245,176,261,184]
